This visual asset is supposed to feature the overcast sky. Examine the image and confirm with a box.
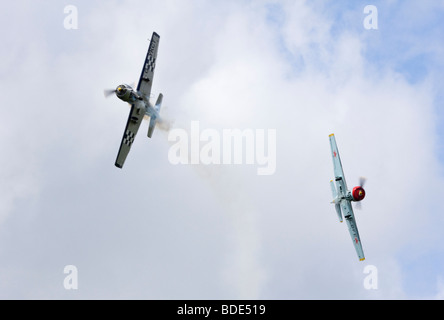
[1,0,444,299]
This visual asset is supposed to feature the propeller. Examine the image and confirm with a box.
[355,177,367,210]
[104,82,137,98]
[104,88,116,98]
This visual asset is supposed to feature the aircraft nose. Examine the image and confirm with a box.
[116,86,126,96]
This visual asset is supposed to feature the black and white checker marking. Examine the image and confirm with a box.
[146,55,156,73]
[123,130,135,147]
[143,55,156,80]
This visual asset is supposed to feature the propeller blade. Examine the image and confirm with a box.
[104,89,116,97]
[104,89,116,98]
[359,176,367,188]
[355,201,362,210]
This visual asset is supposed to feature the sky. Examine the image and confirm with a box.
[0,0,444,299]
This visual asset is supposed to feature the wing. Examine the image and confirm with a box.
[329,134,348,198]
[329,133,348,191]
[137,32,160,99]
[115,103,145,168]
[341,199,365,261]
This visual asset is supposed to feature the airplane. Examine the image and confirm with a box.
[329,133,366,261]
[104,32,163,168]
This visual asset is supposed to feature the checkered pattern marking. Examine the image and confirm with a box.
[143,56,156,80]
[146,55,156,72]
[123,130,135,147]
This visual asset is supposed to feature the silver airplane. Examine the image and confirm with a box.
[329,133,366,261]
[105,32,163,168]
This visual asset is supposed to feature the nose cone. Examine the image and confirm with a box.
[116,85,126,97]
[352,186,366,201]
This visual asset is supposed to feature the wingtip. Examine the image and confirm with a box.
[329,133,335,137]
[359,258,366,261]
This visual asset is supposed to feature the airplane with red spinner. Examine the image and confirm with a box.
[329,133,367,261]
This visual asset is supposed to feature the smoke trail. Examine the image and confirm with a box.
[160,119,266,298]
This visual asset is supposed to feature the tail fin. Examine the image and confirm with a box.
[330,180,343,222]
[147,94,163,138]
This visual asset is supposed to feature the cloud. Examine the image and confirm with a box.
[0,0,443,299]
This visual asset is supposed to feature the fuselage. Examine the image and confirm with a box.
[334,176,365,203]
[115,84,159,119]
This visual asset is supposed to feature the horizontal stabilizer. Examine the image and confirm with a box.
[335,203,343,223]
[330,180,342,222]
[155,93,163,112]
[148,116,156,138]
[330,180,337,199]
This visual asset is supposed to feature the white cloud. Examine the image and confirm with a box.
[0,0,443,299]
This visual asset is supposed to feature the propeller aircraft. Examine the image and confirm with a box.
[105,32,163,168]
[329,134,366,261]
